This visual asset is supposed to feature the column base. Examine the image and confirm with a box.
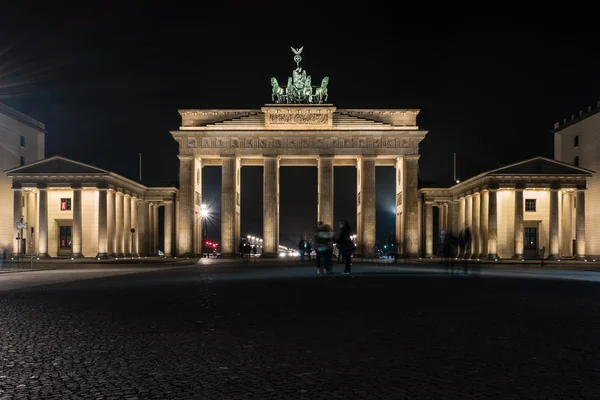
[478,254,488,259]
[424,253,433,258]
[37,253,50,258]
[547,254,560,260]
[115,253,125,258]
[177,252,193,257]
[512,253,523,259]
[575,255,587,260]
[124,253,132,258]
[71,253,83,258]
[487,254,499,260]
[96,253,108,259]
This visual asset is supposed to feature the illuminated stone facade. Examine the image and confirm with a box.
[420,157,591,260]
[171,105,428,257]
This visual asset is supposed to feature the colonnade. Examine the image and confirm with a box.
[423,186,586,259]
[13,184,175,258]
[177,155,421,258]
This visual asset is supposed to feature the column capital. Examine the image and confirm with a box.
[178,155,194,161]
[37,183,47,189]
[13,183,22,189]
[263,155,279,160]
[404,155,420,161]
[124,193,131,198]
[115,190,124,196]
[71,183,82,189]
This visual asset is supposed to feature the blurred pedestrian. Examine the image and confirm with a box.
[314,221,334,275]
[336,220,354,274]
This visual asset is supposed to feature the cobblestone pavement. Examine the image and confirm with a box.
[1,261,600,399]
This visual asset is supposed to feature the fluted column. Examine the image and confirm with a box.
[458,196,465,234]
[27,191,37,255]
[153,203,159,256]
[115,191,124,257]
[131,197,138,256]
[72,185,83,257]
[177,155,194,256]
[513,188,524,258]
[465,195,473,256]
[437,204,444,256]
[263,156,280,256]
[123,194,131,256]
[221,157,237,256]
[137,200,149,256]
[395,158,404,254]
[234,157,241,256]
[472,193,480,259]
[318,155,334,228]
[443,203,449,232]
[37,186,48,257]
[96,188,108,259]
[549,189,560,259]
[576,190,586,259]
[403,156,420,257]
[107,189,115,257]
[358,157,376,257]
[561,191,573,258]
[164,201,174,257]
[425,201,434,257]
[451,200,459,236]
[13,187,22,257]
[487,188,498,259]
[480,190,489,258]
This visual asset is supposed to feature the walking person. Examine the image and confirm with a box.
[336,220,354,274]
[539,246,546,266]
[387,233,398,264]
[314,221,334,275]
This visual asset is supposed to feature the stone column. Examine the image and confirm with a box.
[443,203,449,232]
[177,155,194,256]
[451,200,459,236]
[221,157,237,256]
[465,195,473,256]
[549,189,560,259]
[358,157,376,257]
[72,185,83,258]
[576,190,586,259]
[164,201,174,257]
[13,187,22,257]
[148,203,154,255]
[513,188,524,258]
[27,191,37,255]
[107,189,115,257]
[403,156,420,257]
[37,186,48,257]
[425,201,434,257]
[263,156,280,256]
[561,191,573,258]
[438,204,444,255]
[480,190,489,258]
[318,155,334,228]
[417,197,422,256]
[131,197,138,256]
[153,203,159,256]
[395,158,404,253]
[234,157,241,256]
[472,193,480,259]
[487,188,498,260]
[115,191,124,257]
[96,188,108,259]
[137,200,149,256]
[123,194,131,256]
[458,196,465,234]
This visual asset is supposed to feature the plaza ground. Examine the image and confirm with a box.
[0,259,599,398]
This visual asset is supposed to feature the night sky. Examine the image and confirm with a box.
[2,6,600,247]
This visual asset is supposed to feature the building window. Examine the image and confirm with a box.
[20,135,25,147]
[60,198,72,211]
[574,156,579,167]
[20,156,25,166]
[525,199,536,212]
[574,135,579,147]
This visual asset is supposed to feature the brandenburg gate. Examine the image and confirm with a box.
[171,48,428,257]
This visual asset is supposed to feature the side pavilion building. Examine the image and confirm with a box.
[6,156,177,258]
[419,157,592,260]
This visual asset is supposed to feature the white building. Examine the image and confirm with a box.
[0,102,45,258]
[554,104,600,257]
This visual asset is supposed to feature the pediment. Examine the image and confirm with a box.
[489,157,593,176]
[6,156,108,175]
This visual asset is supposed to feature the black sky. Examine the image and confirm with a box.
[2,5,600,247]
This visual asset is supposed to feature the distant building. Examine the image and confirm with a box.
[553,104,600,257]
[0,103,45,257]
[420,158,591,260]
